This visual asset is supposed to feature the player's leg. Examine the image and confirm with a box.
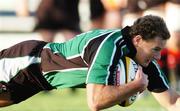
[0,93,13,107]
[0,40,53,106]
[0,64,54,107]
[0,82,13,107]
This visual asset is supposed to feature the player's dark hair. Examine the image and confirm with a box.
[129,15,170,40]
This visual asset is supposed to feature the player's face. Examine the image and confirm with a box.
[133,35,167,67]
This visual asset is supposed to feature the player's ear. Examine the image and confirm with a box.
[132,35,142,46]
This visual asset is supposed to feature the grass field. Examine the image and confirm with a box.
[0,89,167,111]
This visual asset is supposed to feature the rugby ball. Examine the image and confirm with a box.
[116,57,139,107]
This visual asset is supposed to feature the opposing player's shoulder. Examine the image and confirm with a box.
[142,60,161,74]
[143,61,170,92]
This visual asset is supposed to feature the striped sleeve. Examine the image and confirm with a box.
[143,61,170,92]
[86,31,127,85]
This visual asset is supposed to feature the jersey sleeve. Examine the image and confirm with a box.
[86,31,128,85]
[143,61,170,93]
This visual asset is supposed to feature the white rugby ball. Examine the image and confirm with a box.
[116,56,139,107]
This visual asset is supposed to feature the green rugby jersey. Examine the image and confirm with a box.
[41,26,169,92]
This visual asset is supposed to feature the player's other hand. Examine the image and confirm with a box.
[134,66,149,93]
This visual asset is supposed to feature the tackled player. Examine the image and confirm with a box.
[0,15,179,111]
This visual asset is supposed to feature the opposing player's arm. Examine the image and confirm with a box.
[145,61,180,111]
[152,89,180,111]
[86,66,148,111]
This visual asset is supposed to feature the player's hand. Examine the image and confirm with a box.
[134,66,149,92]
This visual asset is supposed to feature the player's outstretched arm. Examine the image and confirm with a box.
[86,66,148,111]
[152,88,180,111]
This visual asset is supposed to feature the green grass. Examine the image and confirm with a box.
[0,89,167,111]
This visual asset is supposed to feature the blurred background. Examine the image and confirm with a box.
[0,0,179,111]
[0,0,41,50]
